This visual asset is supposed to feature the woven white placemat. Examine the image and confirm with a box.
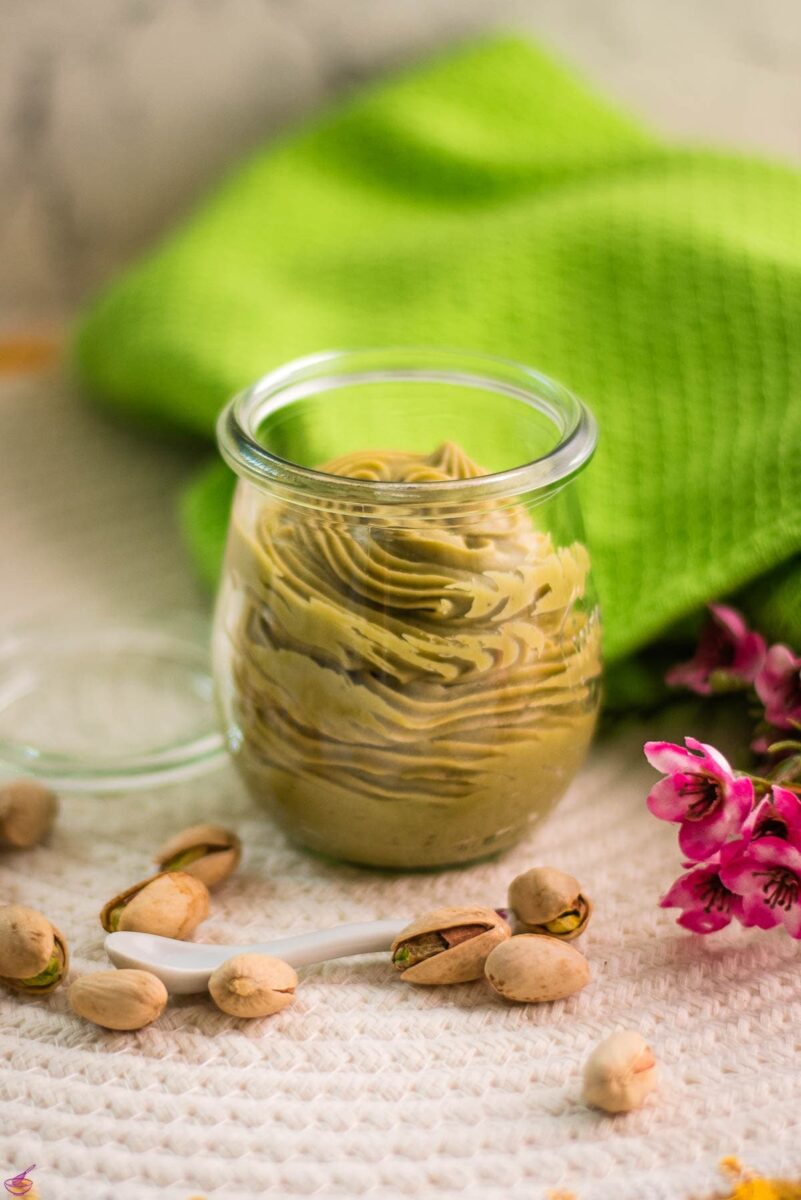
[3,373,801,1200]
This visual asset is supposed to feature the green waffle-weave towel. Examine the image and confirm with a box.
[74,36,801,703]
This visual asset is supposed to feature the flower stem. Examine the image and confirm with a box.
[765,739,801,755]
[743,772,801,795]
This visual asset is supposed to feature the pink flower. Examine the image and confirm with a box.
[644,737,754,860]
[741,785,801,848]
[720,837,801,938]
[666,604,765,696]
[660,849,744,933]
[755,644,801,730]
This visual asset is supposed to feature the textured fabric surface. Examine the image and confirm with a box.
[3,374,801,1198]
[73,35,801,681]
[6,709,801,1200]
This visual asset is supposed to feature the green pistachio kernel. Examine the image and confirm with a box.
[163,845,208,872]
[392,931,448,969]
[22,952,62,989]
[544,910,584,935]
[107,905,125,932]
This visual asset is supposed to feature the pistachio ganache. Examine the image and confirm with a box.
[220,442,601,867]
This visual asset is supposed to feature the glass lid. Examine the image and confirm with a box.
[0,614,226,793]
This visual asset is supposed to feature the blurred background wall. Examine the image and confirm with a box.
[4,0,801,326]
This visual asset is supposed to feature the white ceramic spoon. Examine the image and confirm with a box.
[105,919,409,994]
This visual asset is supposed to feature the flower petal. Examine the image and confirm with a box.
[661,864,736,933]
[772,785,801,833]
[677,907,732,934]
[755,644,801,729]
[733,631,767,678]
[725,775,756,825]
[644,740,704,775]
[646,775,692,822]
[660,868,710,911]
[740,837,801,873]
[729,775,756,807]
[708,604,748,640]
[738,891,783,930]
[684,737,735,779]
[719,851,762,896]
[665,662,713,694]
[744,786,801,845]
[666,607,765,694]
[678,807,737,861]
[763,644,799,679]
[742,796,773,842]
[780,901,801,939]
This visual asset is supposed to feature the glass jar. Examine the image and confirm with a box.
[213,349,601,869]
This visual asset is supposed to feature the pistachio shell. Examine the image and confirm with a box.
[69,969,168,1031]
[0,905,55,979]
[154,823,241,889]
[484,934,590,1003]
[508,867,591,939]
[391,906,510,985]
[0,779,58,849]
[582,1031,658,1113]
[100,872,209,939]
[209,954,297,1018]
[3,925,69,996]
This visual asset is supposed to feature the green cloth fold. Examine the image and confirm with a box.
[74,35,801,701]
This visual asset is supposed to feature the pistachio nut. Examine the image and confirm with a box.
[209,953,297,1019]
[582,1031,657,1113]
[391,906,510,985]
[154,823,241,889]
[0,779,58,850]
[508,867,592,939]
[0,904,69,995]
[100,871,209,939]
[69,969,168,1031]
[484,933,590,1003]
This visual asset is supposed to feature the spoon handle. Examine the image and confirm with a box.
[257,919,408,967]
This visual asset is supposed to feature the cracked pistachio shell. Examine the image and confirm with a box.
[508,867,591,940]
[100,871,209,939]
[8,926,69,997]
[484,934,590,1003]
[154,823,241,889]
[391,906,511,985]
[582,1031,657,1113]
[69,969,168,1031]
[0,904,54,978]
[0,779,58,849]
[0,906,69,995]
[209,954,297,1019]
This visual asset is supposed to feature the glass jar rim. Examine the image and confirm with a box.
[217,347,598,505]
